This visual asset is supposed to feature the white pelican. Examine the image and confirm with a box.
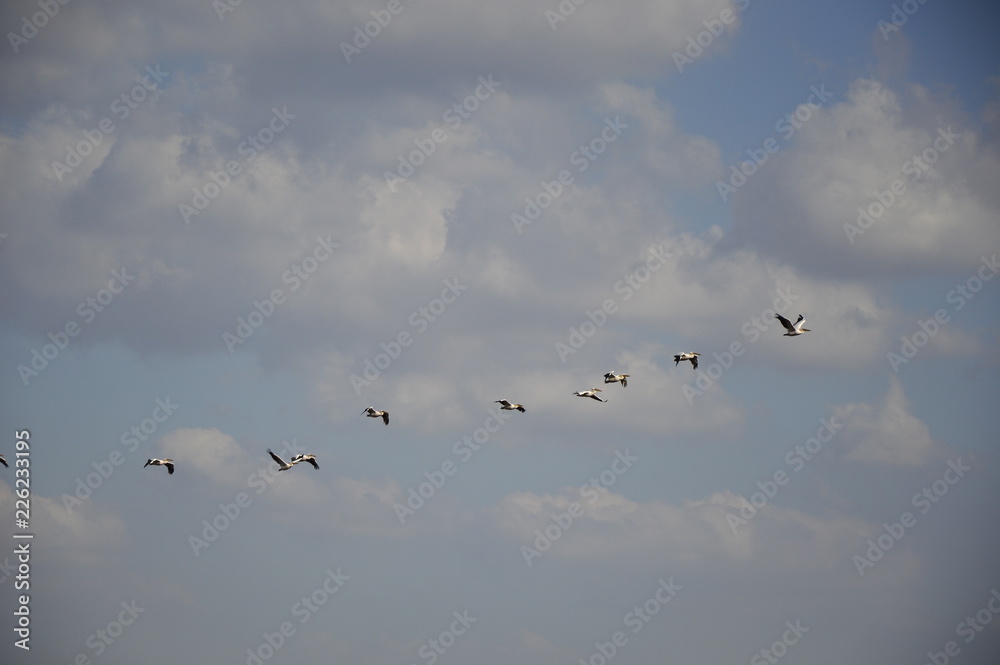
[267,448,298,471]
[290,454,320,470]
[0,454,7,468]
[494,399,526,413]
[603,372,629,387]
[362,407,389,425]
[775,314,811,336]
[573,388,607,402]
[143,458,174,474]
[673,352,700,369]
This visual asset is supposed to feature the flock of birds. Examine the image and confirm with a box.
[12,314,810,477]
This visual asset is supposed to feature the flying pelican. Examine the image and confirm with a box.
[0,454,7,468]
[573,388,607,402]
[603,372,629,387]
[775,313,811,336]
[674,352,701,369]
[290,454,320,470]
[267,448,298,471]
[143,458,174,474]
[362,407,389,425]
[494,399,526,413]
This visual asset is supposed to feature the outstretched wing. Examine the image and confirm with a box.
[293,455,319,469]
[774,313,795,333]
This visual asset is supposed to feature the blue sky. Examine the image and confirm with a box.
[1,1,999,664]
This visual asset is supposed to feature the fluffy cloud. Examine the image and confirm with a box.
[490,486,870,573]
[838,375,937,465]
[0,484,126,566]
[731,77,1000,277]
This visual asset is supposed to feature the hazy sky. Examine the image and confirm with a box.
[1,1,999,664]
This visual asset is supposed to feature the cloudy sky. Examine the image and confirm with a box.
[1,0,999,663]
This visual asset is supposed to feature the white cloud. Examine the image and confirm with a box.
[732,77,1000,277]
[490,486,871,573]
[159,427,247,486]
[839,376,937,465]
[0,484,126,566]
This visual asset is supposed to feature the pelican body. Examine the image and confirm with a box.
[362,407,389,425]
[290,454,319,470]
[673,352,700,369]
[603,372,629,387]
[775,314,811,336]
[573,388,607,402]
[143,458,174,474]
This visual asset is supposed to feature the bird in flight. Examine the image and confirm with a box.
[494,399,526,412]
[573,388,607,402]
[673,352,701,369]
[775,314,811,336]
[143,458,174,474]
[362,407,389,425]
[603,372,629,387]
[268,449,296,471]
[290,454,319,470]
